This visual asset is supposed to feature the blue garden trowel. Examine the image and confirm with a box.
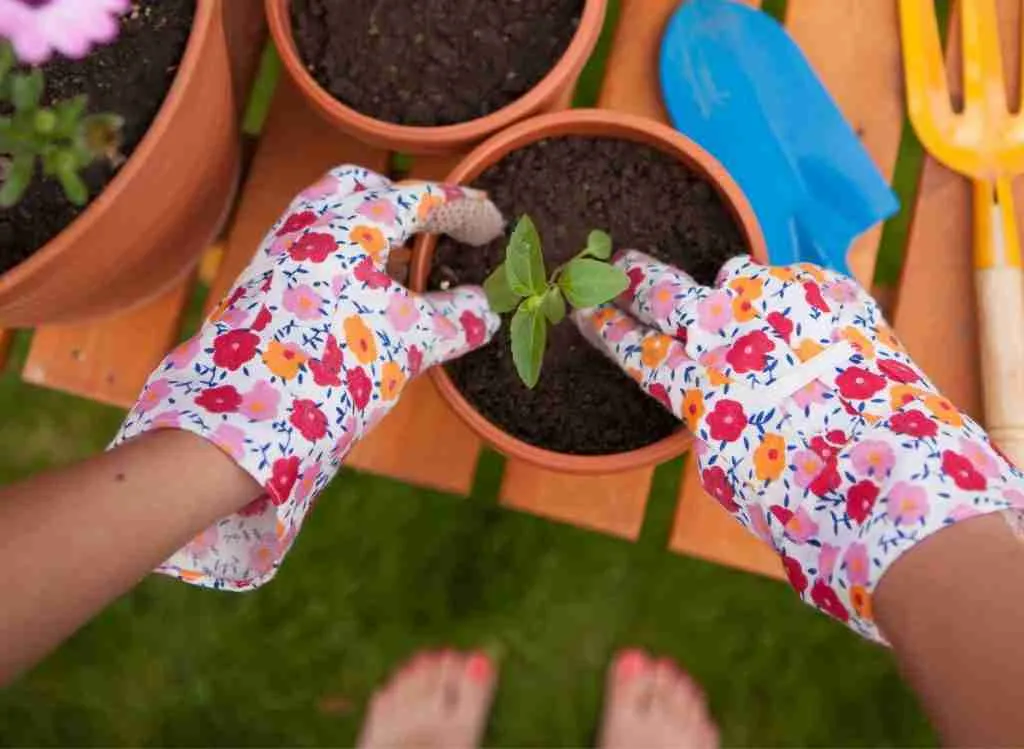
[659,0,899,275]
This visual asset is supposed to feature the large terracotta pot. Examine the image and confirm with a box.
[412,110,769,475]
[266,0,607,154]
[0,0,243,327]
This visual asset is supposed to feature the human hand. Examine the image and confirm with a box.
[576,252,1024,642]
[114,165,504,589]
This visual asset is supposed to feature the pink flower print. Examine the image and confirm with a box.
[150,410,181,429]
[948,504,982,522]
[240,380,281,422]
[167,336,200,370]
[698,345,728,371]
[249,537,278,576]
[356,198,398,226]
[295,462,321,503]
[648,281,680,321]
[818,543,840,579]
[783,507,819,544]
[843,543,871,586]
[849,439,895,479]
[886,481,929,526]
[185,525,219,558]
[665,341,690,370]
[792,379,828,409]
[332,274,347,298]
[282,284,324,321]
[605,316,633,343]
[696,290,733,333]
[209,423,245,462]
[748,505,773,545]
[792,449,825,489]
[433,312,459,341]
[385,294,421,332]
[299,174,340,201]
[219,306,248,328]
[2,0,129,64]
[958,437,1001,478]
[824,279,859,304]
[137,379,171,414]
[332,416,359,462]
[1003,488,1024,506]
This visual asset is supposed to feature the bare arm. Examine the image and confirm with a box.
[0,430,259,684]
[876,512,1024,745]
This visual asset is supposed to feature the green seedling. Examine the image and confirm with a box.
[0,41,124,208]
[484,214,628,388]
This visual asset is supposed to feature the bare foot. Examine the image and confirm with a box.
[357,650,496,749]
[599,649,720,749]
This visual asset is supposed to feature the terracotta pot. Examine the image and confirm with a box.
[411,109,769,475]
[266,0,607,155]
[0,0,243,327]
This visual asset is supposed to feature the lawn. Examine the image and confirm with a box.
[1,1,942,746]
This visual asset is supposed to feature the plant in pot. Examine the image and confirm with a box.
[266,0,607,154]
[412,109,768,474]
[0,0,253,327]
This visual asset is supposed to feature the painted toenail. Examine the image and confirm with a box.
[466,653,492,682]
[615,649,647,681]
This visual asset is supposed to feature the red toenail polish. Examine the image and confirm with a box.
[615,650,647,681]
[466,653,492,682]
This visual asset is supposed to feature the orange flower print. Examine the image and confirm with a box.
[380,360,407,401]
[797,263,827,283]
[889,384,924,411]
[754,433,787,482]
[682,388,704,431]
[641,334,672,367]
[875,322,904,352]
[841,326,875,359]
[350,225,387,263]
[923,393,962,427]
[591,307,618,331]
[417,193,445,222]
[729,276,764,301]
[708,368,731,386]
[849,585,873,620]
[262,341,308,380]
[732,295,756,322]
[344,315,378,364]
[769,266,798,282]
[793,339,824,362]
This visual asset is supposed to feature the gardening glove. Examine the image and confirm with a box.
[576,252,1024,643]
[113,165,503,590]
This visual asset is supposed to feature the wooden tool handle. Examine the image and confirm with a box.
[974,177,1024,467]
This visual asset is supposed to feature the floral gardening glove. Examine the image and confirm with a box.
[113,165,504,590]
[576,252,1024,643]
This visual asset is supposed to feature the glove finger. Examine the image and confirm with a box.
[612,250,710,336]
[392,181,505,246]
[413,287,501,368]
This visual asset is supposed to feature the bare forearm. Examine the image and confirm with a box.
[876,513,1024,745]
[0,430,259,684]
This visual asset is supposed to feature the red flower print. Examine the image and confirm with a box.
[811,579,850,623]
[846,480,879,524]
[195,385,242,413]
[702,465,739,512]
[267,456,300,504]
[782,555,808,595]
[770,505,793,525]
[706,399,747,442]
[353,256,392,289]
[346,366,372,410]
[835,366,886,400]
[804,281,831,313]
[212,329,259,371]
[648,383,674,412]
[766,311,793,342]
[941,450,988,490]
[288,232,335,263]
[621,266,645,302]
[309,335,343,387]
[252,305,272,332]
[239,494,271,517]
[825,429,848,446]
[725,330,774,373]
[460,311,487,348]
[675,326,689,346]
[809,461,841,497]
[276,210,317,236]
[408,345,424,378]
[889,409,937,439]
[809,436,837,463]
[290,398,328,441]
[878,358,919,383]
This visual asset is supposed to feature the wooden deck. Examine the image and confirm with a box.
[2,0,1008,582]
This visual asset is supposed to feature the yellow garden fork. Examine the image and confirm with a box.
[900,0,1024,464]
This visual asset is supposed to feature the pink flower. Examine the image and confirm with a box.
[151,410,181,429]
[295,462,321,503]
[1,0,128,64]
[792,379,828,409]
[792,449,825,489]
[696,290,733,333]
[211,423,246,462]
[433,313,459,341]
[605,316,633,343]
[886,481,929,526]
[698,345,728,370]
[818,543,840,579]
[137,379,171,414]
[240,380,281,422]
[356,198,398,226]
[824,279,859,304]
[385,294,420,332]
[282,284,324,321]
[783,507,819,544]
[748,505,773,545]
[947,504,981,522]
[665,342,690,370]
[1003,488,1024,506]
[167,336,200,370]
[842,543,871,586]
[958,438,1001,478]
[849,439,895,479]
[332,416,359,462]
[185,525,219,558]
[648,281,680,320]
[299,174,340,201]
[248,538,279,576]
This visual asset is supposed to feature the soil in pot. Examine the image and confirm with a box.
[431,136,748,456]
[290,0,584,127]
[0,0,196,274]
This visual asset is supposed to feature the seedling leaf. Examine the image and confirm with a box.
[0,153,34,208]
[505,215,546,296]
[510,303,547,388]
[483,262,522,313]
[558,258,629,308]
[583,229,612,260]
[540,286,566,324]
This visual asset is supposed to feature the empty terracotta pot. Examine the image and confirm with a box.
[411,109,769,475]
[266,0,608,154]
[0,0,244,327]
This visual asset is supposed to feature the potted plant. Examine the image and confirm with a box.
[0,0,258,327]
[266,0,607,154]
[412,109,768,474]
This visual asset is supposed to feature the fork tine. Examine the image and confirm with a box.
[899,0,958,153]
[961,0,1008,114]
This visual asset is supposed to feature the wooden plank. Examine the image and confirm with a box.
[894,0,1022,425]
[22,280,193,409]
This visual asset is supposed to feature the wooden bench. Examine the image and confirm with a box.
[1,0,1005,583]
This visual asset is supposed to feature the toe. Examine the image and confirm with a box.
[611,648,656,713]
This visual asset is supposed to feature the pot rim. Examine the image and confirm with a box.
[265,0,608,152]
[0,0,217,298]
[411,108,769,475]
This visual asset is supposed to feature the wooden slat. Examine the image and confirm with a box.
[894,0,1022,424]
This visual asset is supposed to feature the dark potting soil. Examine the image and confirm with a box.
[431,137,748,455]
[0,0,196,274]
[290,0,584,127]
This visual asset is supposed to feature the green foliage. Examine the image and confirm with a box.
[484,216,627,388]
[0,42,124,208]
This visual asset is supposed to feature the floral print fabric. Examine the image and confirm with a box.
[576,251,1024,643]
[114,166,504,590]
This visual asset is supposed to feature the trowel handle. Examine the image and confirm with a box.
[973,176,1024,467]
